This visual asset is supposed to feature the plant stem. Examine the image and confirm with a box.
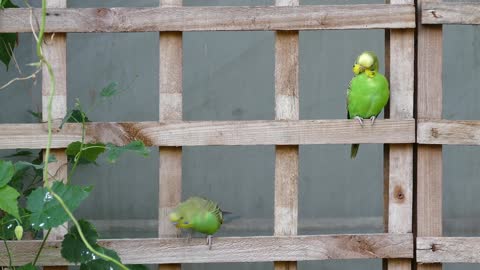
[3,240,12,269]
[36,0,47,58]
[32,228,51,266]
[48,188,129,270]
[33,0,55,186]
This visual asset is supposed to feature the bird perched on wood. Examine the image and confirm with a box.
[169,196,226,250]
[347,51,389,159]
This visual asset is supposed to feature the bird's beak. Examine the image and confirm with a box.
[353,64,363,75]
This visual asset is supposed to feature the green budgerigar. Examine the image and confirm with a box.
[347,51,389,159]
[169,196,225,249]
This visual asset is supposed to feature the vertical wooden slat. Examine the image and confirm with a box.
[417,0,443,269]
[159,1,182,270]
[42,7,68,270]
[385,0,414,269]
[38,10,69,270]
[274,1,299,270]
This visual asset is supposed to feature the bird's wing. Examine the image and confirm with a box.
[202,199,224,224]
[346,78,353,119]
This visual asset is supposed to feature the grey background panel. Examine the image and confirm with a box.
[0,0,479,269]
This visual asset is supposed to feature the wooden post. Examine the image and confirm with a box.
[159,1,182,270]
[42,0,67,240]
[41,3,68,270]
[274,1,299,270]
[417,0,443,269]
[384,0,414,270]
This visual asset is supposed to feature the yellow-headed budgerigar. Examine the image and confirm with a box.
[169,196,227,249]
[347,51,390,159]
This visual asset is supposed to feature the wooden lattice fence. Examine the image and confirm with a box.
[0,1,479,270]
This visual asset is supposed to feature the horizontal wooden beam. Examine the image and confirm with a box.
[422,2,480,25]
[92,217,384,234]
[2,233,412,265]
[0,4,415,33]
[418,119,480,145]
[0,119,415,149]
[90,217,480,234]
[86,217,480,235]
[417,237,480,263]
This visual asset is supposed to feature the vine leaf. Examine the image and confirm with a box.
[66,142,106,164]
[127,265,149,270]
[61,219,100,264]
[0,0,17,8]
[0,0,18,70]
[16,154,57,171]
[17,263,39,270]
[28,110,42,122]
[0,209,31,240]
[61,109,91,129]
[0,214,16,240]
[0,34,16,70]
[106,141,150,163]
[100,82,119,98]
[0,160,14,187]
[62,219,123,269]
[0,185,20,220]
[3,150,34,158]
[27,182,92,230]
[79,247,122,270]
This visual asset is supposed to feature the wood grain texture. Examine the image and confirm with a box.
[384,1,414,269]
[0,5,415,33]
[0,119,416,149]
[0,233,413,266]
[418,120,480,145]
[422,2,480,25]
[417,237,480,263]
[93,216,480,233]
[387,0,414,235]
[82,217,386,233]
[159,1,182,270]
[417,0,443,269]
[274,1,299,269]
[42,0,68,255]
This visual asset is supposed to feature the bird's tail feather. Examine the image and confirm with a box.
[351,144,360,159]
[221,211,241,223]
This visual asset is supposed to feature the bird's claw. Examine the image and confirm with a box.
[187,230,192,243]
[370,116,376,126]
[354,116,364,127]
[207,235,212,250]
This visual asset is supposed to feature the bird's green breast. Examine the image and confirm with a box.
[348,73,389,119]
[192,212,222,235]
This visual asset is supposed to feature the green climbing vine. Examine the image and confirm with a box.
[0,1,149,269]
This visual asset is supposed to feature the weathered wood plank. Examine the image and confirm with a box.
[387,0,414,236]
[159,1,182,270]
[385,0,414,269]
[0,5,415,33]
[42,0,68,253]
[422,2,480,25]
[417,0,443,269]
[0,120,415,149]
[0,233,413,266]
[418,120,480,145]
[274,1,299,269]
[417,237,480,263]
[84,217,386,233]
[32,217,480,235]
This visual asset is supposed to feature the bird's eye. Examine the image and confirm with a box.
[179,216,183,220]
